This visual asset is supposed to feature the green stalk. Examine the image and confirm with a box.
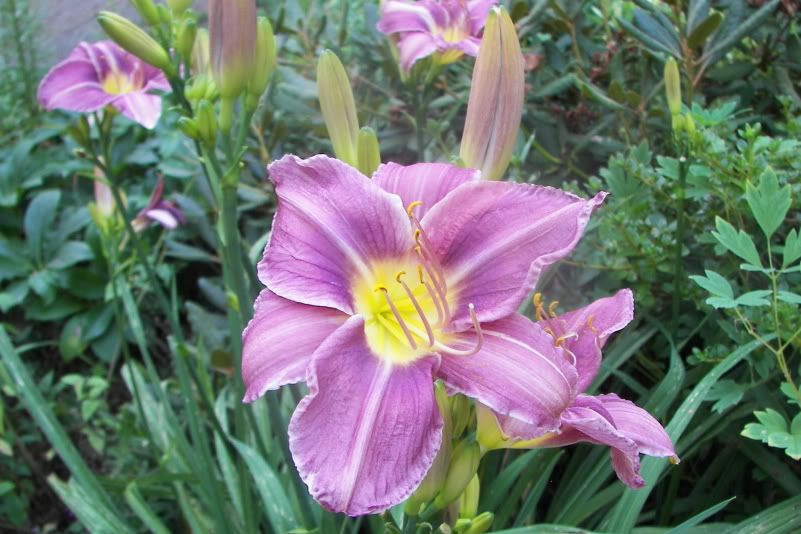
[671,152,687,334]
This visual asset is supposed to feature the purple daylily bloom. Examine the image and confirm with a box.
[377,0,496,70]
[242,154,606,515]
[37,40,171,129]
[480,290,679,488]
[132,177,185,231]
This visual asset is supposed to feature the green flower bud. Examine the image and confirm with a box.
[177,18,197,61]
[248,16,277,99]
[317,50,359,166]
[195,99,217,147]
[435,440,481,508]
[178,117,200,140]
[97,11,173,73]
[167,0,193,14]
[131,0,160,26]
[357,126,381,177]
[450,394,470,439]
[458,474,480,519]
[209,0,257,99]
[465,512,494,534]
[407,382,452,512]
[192,28,211,76]
[664,57,682,116]
[156,4,171,24]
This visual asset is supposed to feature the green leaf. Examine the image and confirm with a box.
[49,476,134,534]
[47,241,93,270]
[124,482,171,534]
[735,290,772,307]
[725,495,801,533]
[705,380,744,413]
[690,270,733,298]
[665,496,735,534]
[711,217,761,266]
[618,15,679,58]
[702,0,781,69]
[745,167,791,240]
[687,11,723,49]
[687,0,711,34]
[782,229,801,268]
[777,291,801,305]
[632,9,681,57]
[767,432,801,460]
[23,190,60,263]
[755,408,788,433]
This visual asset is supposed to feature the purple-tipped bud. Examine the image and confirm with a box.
[458,6,524,181]
[209,0,257,99]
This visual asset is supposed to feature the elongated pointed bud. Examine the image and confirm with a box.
[192,28,211,76]
[97,11,173,72]
[196,100,217,146]
[435,440,481,508]
[177,18,197,61]
[406,382,452,513]
[168,0,193,14]
[451,394,470,439]
[132,0,160,26]
[177,117,201,140]
[466,512,494,534]
[664,57,682,116]
[357,127,381,176]
[248,17,277,97]
[458,474,480,519]
[209,0,257,99]
[476,402,508,452]
[459,7,524,181]
[317,50,360,166]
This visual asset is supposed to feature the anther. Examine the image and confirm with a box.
[548,301,559,318]
[375,286,417,350]
[533,293,545,322]
[587,315,598,334]
[406,200,423,216]
[396,272,436,347]
[554,333,578,347]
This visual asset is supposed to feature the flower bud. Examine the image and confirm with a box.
[357,126,381,177]
[177,117,200,140]
[195,99,217,146]
[247,17,277,99]
[465,512,494,534]
[131,0,160,26]
[435,440,480,508]
[407,382,451,512]
[209,0,257,99]
[476,402,508,452]
[192,28,211,76]
[458,474,480,519]
[450,394,470,439]
[177,18,197,61]
[317,49,360,166]
[664,57,682,116]
[459,7,524,181]
[168,0,193,14]
[97,11,172,72]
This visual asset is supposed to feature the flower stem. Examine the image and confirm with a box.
[671,151,688,335]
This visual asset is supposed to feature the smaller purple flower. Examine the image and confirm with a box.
[37,40,171,129]
[132,177,185,232]
[377,0,497,70]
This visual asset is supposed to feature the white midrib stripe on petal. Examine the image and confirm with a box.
[341,360,394,509]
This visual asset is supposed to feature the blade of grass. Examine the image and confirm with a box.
[48,475,134,534]
[725,495,801,533]
[124,481,172,534]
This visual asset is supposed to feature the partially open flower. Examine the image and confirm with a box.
[37,41,171,129]
[242,155,606,515]
[377,0,496,70]
[132,177,185,231]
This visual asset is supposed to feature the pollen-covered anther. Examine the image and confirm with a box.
[586,315,599,334]
[554,333,578,347]
[395,271,436,347]
[375,285,418,350]
[434,303,483,357]
[406,200,423,216]
[533,293,545,322]
[548,301,560,318]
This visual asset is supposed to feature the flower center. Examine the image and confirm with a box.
[102,70,141,95]
[352,202,483,364]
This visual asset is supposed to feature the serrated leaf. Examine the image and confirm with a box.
[792,413,801,435]
[782,229,801,268]
[736,290,772,307]
[712,217,761,266]
[690,270,733,298]
[781,383,801,407]
[746,167,791,240]
[706,379,744,413]
[756,409,788,433]
[767,432,801,460]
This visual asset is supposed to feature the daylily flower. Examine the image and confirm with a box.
[477,290,679,488]
[132,177,185,232]
[242,154,606,515]
[377,0,497,71]
[37,40,171,129]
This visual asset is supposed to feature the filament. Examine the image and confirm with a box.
[548,301,560,318]
[418,265,445,326]
[434,304,483,357]
[375,286,417,350]
[415,246,451,324]
[396,272,435,347]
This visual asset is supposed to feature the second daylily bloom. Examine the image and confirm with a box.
[243,154,606,515]
[477,290,679,488]
[377,0,496,70]
[37,41,171,129]
[132,177,185,232]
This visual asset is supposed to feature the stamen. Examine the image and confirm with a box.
[396,272,435,347]
[587,315,598,334]
[375,286,417,350]
[406,200,423,216]
[554,333,578,347]
[434,304,483,357]
[533,293,545,322]
[418,265,445,326]
[548,301,560,318]
[410,215,447,292]
[415,246,451,324]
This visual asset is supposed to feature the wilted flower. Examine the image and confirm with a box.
[37,41,171,129]
[377,0,496,70]
[242,154,606,515]
[459,6,524,181]
[477,290,679,488]
[132,177,185,231]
